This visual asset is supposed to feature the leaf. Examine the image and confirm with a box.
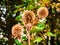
[22,36,27,41]
[31,23,45,33]
[36,23,44,27]
[27,5,35,10]
[30,27,37,33]
[34,37,42,43]
[47,32,55,36]
[14,10,18,13]
[45,24,49,29]
[15,39,23,45]
[15,16,22,21]
[22,0,28,7]
[36,23,45,31]
[36,26,44,31]
[52,8,55,13]
[15,5,22,9]
[31,26,44,33]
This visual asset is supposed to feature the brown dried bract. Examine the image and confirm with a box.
[11,24,23,40]
[37,7,49,19]
[22,10,35,24]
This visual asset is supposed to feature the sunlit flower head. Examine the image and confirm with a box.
[11,24,23,40]
[56,3,60,8]
[37,7,49,19]
[58,0,60,2]
[56,7,60,12]
[22,10,35,24]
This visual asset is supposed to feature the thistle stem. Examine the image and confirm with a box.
[27,29,30,45]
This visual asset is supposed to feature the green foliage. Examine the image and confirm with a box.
[45,24,50,29]
[31,23,45,34]
[26,5,35,10]
[15,39,23,45]
[22,36,27,41]
[52,8,56,14]
[30,27,37,33]
[15,5,23,9]
[34,37,43,43]
[36,23,45,31]
[47,32,55,36]
[15,16,22,21]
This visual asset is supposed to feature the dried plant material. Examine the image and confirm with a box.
[22,10,35,45]
[37,7,49,19]
[22,10,35,24]
[11,24,24,41]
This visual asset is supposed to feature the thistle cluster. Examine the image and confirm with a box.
[11,7,49,45]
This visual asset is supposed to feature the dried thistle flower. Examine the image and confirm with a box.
[22,10,35,45]
[11,24,24,41]
[37,7,49,19]
[22,10,35,25]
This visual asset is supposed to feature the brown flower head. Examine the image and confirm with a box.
[22,10,35,24]
[11,24,23,40]
[37,7,49,19]
[22,10,35,45]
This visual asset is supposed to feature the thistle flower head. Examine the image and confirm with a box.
[37,7,49,19]
[11,24,23,40]
[22,10,35,24]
